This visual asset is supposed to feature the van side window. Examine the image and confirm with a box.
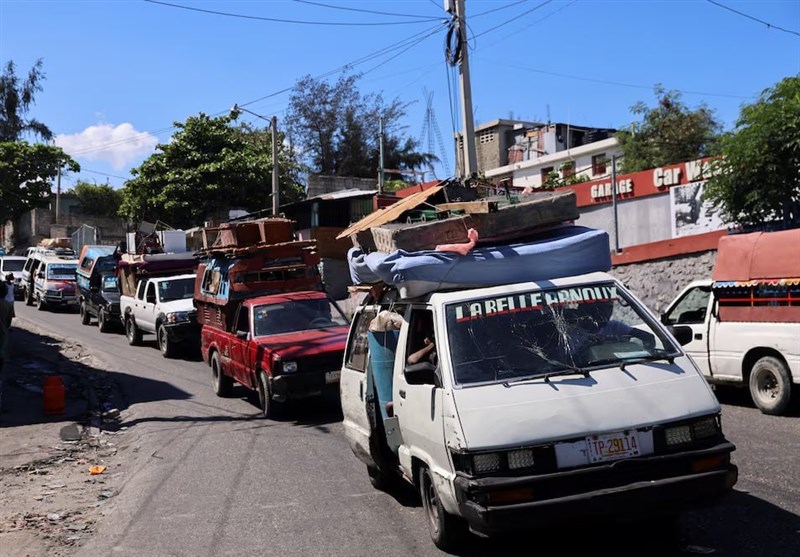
[406,309,437,366]
[345,309,378,372]
[146,282,156,303]
[24,258,33,272]
[664,286,711,325]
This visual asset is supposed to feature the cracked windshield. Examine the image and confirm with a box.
[446,282,673,384]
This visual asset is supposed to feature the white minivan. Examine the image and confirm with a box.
[341,272,738,550]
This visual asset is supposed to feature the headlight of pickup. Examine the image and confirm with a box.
[166,311,191,324]
[281,361,298,373]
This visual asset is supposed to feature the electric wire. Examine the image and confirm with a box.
[476,58,754,100]
[291,0,441,20]
[144,0,440,27]
[61,21,446,160]
[706,0,800,38]
[472,0,553,40]
[483,0,577,48]
[471,0,529,18]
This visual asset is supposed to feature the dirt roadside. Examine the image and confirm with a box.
[0,316,129,557]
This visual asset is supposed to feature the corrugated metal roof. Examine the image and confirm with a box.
[284,189,379,208]
[336,184,445,239]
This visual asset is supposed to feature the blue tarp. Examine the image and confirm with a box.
[348,225,611,299]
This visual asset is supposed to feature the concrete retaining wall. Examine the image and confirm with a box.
[611,250,717,315]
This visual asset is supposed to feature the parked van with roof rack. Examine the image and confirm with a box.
[21,244,77,308]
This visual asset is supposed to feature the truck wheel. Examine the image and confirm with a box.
[98,310,111,333]
[420,466,468,551]
[25,287,33,306]
[80,302,91,325]
[36,294,46,311]
[158,324,176,359]
[126,316,142,346]
[749,356,792,415]
[211,351,233,397]
[257,370,282,419]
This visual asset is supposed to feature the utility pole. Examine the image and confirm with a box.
[271,115,279,216]
[56,165,61,225]
[453,0,477,179]
[378,116,385,193]
[611,155,620,253]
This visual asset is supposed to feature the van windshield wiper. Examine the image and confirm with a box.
[618,351,678,371]
[503,357,589,387]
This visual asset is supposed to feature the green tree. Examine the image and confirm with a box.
[120,113,303,228]
[0,59,52,142]
[70,181,123,218]
[704,75,800,228]
[0,142,79,223]
[616,86,722,173]
[285,72,435,180]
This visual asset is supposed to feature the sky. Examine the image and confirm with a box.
[1,0,798,193]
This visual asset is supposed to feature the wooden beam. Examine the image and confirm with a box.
[434,200,496,214]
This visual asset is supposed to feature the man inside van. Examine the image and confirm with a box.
[407,312,437,367]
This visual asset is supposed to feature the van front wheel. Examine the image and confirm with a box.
[419,466,467,551]
[749,356,792,415]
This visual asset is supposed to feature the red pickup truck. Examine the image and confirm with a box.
[201,290,349,418]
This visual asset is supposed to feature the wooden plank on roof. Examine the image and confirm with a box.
[434,200,496,214]
[336,183,446,239]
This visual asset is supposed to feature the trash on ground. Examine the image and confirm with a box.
[88,465,106,475]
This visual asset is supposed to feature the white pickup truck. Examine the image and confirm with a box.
[662,279,800,415]
[661,229,800,416]
[121,273,199,358]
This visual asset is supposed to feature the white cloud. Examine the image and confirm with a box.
[55,123,159,170]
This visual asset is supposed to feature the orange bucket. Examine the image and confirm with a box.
[43,375,65,415]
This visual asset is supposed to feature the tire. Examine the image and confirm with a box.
[25,287,33,306]
[36,294,45,311]
[211,351,233,397]
[125,316,142,346]
[256,370,281,419]
[80,302,91,325]
[158,323,176,358]
[98,309,111,333]
[419,466,468,551]
[749,356,792,415]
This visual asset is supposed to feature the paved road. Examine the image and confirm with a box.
[14,303,800,557]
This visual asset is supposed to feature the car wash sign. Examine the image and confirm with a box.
[562,157,715,207]
[453,285,619,323]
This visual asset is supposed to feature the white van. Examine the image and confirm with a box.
[341,272,738,549]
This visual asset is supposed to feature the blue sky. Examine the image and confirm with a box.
[1,0,798,191]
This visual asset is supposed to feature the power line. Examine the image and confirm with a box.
[79,168,130,180]
[471,0,529,19]
[706,0,800,38]
[144,0,441,27]
[476,57,754,100]
[483,0,577,48]
[291,0,441,20]
[472,0,553,40]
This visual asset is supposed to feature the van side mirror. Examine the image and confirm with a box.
[670,325,693,346]
[660,313,671,325]
[37,272,44,279]
[404,362,437,386]
[235,330,249,340]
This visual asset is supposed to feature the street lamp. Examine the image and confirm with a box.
[230,104,280,216]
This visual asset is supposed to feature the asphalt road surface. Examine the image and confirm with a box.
[14,303,800,557]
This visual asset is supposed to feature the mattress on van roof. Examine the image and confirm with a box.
[348,225,612,299]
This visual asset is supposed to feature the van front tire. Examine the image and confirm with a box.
[749,356,792,415]
[420,466,467,551]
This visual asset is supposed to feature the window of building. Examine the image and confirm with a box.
[479,130,495,144]
[561,162,575,178]
[592,154,608,176]
[540,167,554,182]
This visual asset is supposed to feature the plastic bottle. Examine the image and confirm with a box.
[43,375,65,415]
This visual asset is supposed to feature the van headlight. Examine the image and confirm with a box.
[664,415,720,447]
[452,449,536,476]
